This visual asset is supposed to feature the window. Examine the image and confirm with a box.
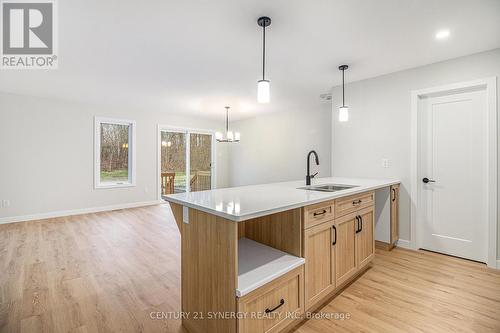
[95,117,136,188]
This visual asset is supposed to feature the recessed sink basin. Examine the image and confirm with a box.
[297,184,358,192]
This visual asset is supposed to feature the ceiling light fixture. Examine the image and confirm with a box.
[257,16,271,103]
[435,29,450,40]
[216,106,240,143]
[338,65,349,122]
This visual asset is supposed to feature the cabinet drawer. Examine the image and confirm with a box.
[302,201,334,229]
[335,191,374,217]
[238,266,304,333]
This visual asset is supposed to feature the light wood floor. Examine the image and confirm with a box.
[1,204,499,333]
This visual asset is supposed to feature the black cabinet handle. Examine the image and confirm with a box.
[352,199,362,205]
[313,209,327,217]
[355,216,361,233]
[332,225,337,245]
[359,216,363,232]
[265,299,285,313]
[392,188,396,202]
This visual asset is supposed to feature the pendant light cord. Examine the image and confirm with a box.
[342,68,345,107]
[226,107,229,133]
[262,24,266,80]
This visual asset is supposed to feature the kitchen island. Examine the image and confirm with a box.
[165,177,400,333]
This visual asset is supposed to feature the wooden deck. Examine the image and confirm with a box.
[1,204,499,332]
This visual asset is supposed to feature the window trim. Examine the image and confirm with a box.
[94,117,136,189]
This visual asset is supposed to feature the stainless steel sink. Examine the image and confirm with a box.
[297,184,358,192]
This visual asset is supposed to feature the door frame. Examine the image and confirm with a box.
[410,77,497,268]
[157,124,217,200]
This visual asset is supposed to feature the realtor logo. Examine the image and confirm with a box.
[1,0,57,69]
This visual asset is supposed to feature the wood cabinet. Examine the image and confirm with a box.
[172,185,397,333]
[238,266,304,333]
[302,200,334,229]
[303,220,335,309]
[390,184,400,246]
[356,207,375,270]
[333,214,358,286]
[335,191,374,218]
[334,205,375,287]
[302,191,378,311]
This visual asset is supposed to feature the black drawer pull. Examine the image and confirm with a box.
[392,188,396,202]
[352,199,362,205]
[265,299,285,313]
[355,216,361,233]
[332,225,337,245]
[313,209,327,217]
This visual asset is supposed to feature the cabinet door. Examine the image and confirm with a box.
[334,215,357,287]
[390,184,400,245]
[356,206,375,269]
[303,221,335,310]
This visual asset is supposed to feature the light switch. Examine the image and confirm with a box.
[382,159,390,168]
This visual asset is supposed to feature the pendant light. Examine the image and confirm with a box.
[257,16,271,103]
[216,106,240,143]
[338,65,349,122]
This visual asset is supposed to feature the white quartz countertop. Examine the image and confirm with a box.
[165,177,400,222]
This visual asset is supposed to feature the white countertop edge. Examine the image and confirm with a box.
[165,179,401,222]
[236,258,304,297]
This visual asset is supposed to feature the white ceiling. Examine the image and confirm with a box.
[1,0,499,120]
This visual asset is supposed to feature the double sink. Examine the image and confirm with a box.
[297,184,358,192]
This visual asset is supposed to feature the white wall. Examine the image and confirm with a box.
[0,91,331,222]
[331,48,500,257]
[228,104,332,186]
[0,92,229,221]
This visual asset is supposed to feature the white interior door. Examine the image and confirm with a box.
[419,88,488,262]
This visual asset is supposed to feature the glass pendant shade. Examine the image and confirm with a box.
[215,132,223,140]
[339,106,349,122]
[257,80,270,103]
[234,132,241,141]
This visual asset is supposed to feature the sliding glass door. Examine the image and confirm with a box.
[160,131,187,195]
[189,133,213,192]
[159,128,214,199]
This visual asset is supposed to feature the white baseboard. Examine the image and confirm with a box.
[395,239,411,249]
[0,200,164,225]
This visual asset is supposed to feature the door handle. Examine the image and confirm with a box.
[265,299,285,313]
[332,225,337,245]
[355,216,361,233]
[359,216,363,232]
[422,177,436,184]
[392,188,396,202]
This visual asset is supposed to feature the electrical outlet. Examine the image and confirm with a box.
[382,158,390,168]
